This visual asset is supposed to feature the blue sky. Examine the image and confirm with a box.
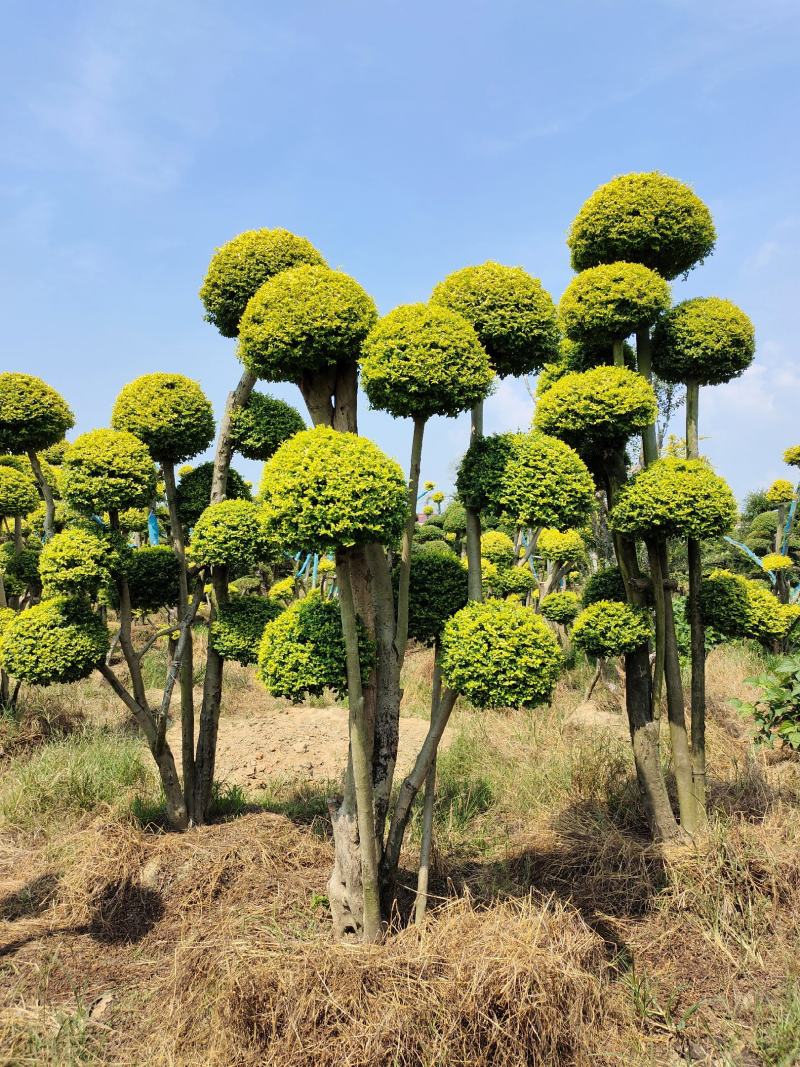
[2,0,799,502]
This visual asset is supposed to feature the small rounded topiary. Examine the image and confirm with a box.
[493,564,537,601]
[572,600,651,657]
[533,365,657,451]
[540,590,581,625]
[500,432,596,531]
[766,479,795,505]
[200,228,326,338]
[188,499,270,570]
[697,569,750,637]
[257,592,375,701]
[610,458,737,542]
[440,598,562,709]
[537,527,586,564]
[124,546,181,612]
[0,465,39,517]
[415,522,447,544]
[39,527,111,599]
[399,545,469,645]
[481,530,515,568]
[441,499,467,535]
[229,391,306,461]
[62,430,157,515]
[0,543,41,597]
[238,265,377,381]
[0,373,75,454]
[456,433,517,514]
[210,596,282,665]
[261,426,408,552]
[559,262,671,345]
[360,303,493,420]
[111,374,215,463]
[761,552,794,572]
[0,598,108,686]
[783,445,800,468]
[744,580,797,643]
[175,462,251,529]
[430,262,559,378]
[567,172,716,280]
[651,298,755,386]
[582,566,627,607]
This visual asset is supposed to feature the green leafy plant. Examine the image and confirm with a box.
[730,655,800,750]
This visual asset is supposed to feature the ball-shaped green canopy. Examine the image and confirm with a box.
[783,445,800,469]
[238,265,377,382]
[111,374,215,464]
[200,228,326,338]
[480,530,516,568]
[572,600,651,657]
[188,499,270,569]
[534,365,657,451]
[500,432,596,531]
[399,544,469,646]
[651,297,755,386]
[175,462,251,529]
[261,426,408,553]
[537,527,585,564]
[761,552,793,573]
[582,566,627,607]
[441,499,467,535]
[229,391,306,462]
[610,458,737,541]
[560,262,671,346]
[567,172,716,280]
[62,430,157,515]
[430,262,559,378]
[441,598,562,709]
[257,591,375,701]
[765,479,795,505]
[697,569,749,636]
[0,465,39,517]
[0,598,108,686]
[0,373,74,455]
[540,590,581,625]
[210,596,282,666]
[124,546,181,612]
[360,303,493,420]
[456,433,517,514]
[39,527,111,599]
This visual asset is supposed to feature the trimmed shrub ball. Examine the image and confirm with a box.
[111,373,215,463]
[62,430,157,515]
[0,598,108,686]
[500,433,596,531]
[229,391,306,461]
[0,373,74,454]
[582,566,627,607]
[441,598,562,709]
[398,544,469,646]
[783,445,800,469]
[766,479,795,505]
[175,462,251,529]
[540,591,581,625]
[456,433,517,514]
[480,530,516,568]
[124,546,181,612]
[537,528,585,564]
[210,596,282,665]
[651,298,755,386]
[559,262,670,346]
[572,600,651,657]
[0,465,39,517]
[188,500,270,570]
[39,527,112,599]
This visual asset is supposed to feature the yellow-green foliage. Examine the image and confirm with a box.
[111,373,215,463]
[0,373,74,454]
[42,439,68,465]
[0,606,15,641]
[261,426,408,552]
[559,262,671,345]
[268,576,296,603]
[651,297,755,386]
[238,265,377,382]
[430,262,559,378]
[360,303,493,419]
[567,172,716,280]
[456,434,517,513]
[762,552,793,572]
[175,462,251,529]
[62,430,156,515]
[0,544,41,596]
[39,527,111,598]
[582,566,627,606]
[540,590,581,625]
[124,546,180,612]
[500,433,595,531]
[480,530,515,568]
[188,500,269,569]
[698,569,750,637]
[533,365,657,450]
[229,391,306,461]
[442,499,467,534]
[572,600,651,657]
[610,458,737,541]
[200,228,326,338]
[535,362,568,396]
[210,596,281,665]
[0,453,58,493]
[401,545,469,646]
[766,479,795,505]
[257,591,375,701]
[0,598,108,686]
[0,465,39,517]
[492,565,537,602]
[537,527,585,564]
[440,598,562,709]
[744,581,800,644]
[783,445,800,468]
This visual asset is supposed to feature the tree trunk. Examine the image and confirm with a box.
[465,401,484,602]
[193,564,228,822]
[685,380,707,827]
[27,450,55,542]
[636,328,659,467]
[414,643,442,926]
[395,416,426,662]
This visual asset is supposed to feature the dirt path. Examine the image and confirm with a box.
[164,700,443,790]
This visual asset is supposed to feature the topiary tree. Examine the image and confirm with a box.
[62,430,157,515]
[766,479,795,505]
[176,462,251,529]
[188,499,271,571]
[360,302,492,657]
[229,391,306,461]
[572,600,651,658]
[582,566,627,607]
[0,597,108,687]
[38,527,112,599]
[209,596,282,666]
[123,546,181,613]
[0,372,74,541]
[540,590,581,626]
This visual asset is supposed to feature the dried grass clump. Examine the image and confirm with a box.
[217,897,609,1067]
